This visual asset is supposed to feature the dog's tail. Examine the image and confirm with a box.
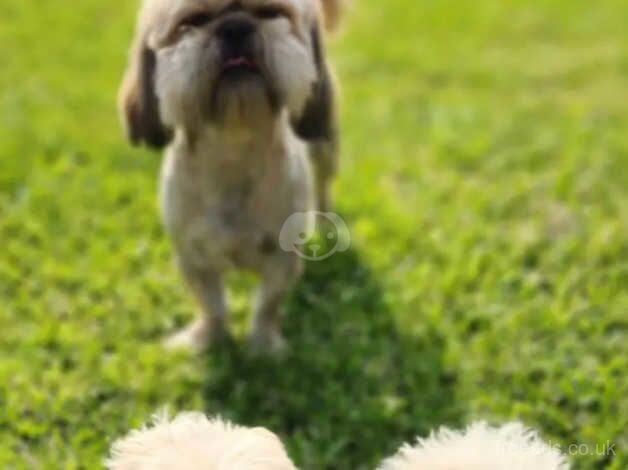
[319,0,348,32]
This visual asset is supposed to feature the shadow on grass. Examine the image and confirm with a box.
[202,246,463,469]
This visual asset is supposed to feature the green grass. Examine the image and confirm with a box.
[1,0,627,468]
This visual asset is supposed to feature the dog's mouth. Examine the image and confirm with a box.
[208,49,280,122]
[220,54,260,76]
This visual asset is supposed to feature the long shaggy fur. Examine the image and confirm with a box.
[106,412,298,470]
[378,421,570,470]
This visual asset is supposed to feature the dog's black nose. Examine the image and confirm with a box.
[216,17,254,41]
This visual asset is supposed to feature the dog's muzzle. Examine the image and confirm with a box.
[216,14,259,75]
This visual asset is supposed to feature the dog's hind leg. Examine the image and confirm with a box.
[165,269,229,352]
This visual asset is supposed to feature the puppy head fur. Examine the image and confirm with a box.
[106,412,298,470]
[378,421,570,470]
[119,0,336,148]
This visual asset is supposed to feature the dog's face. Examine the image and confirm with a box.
[120,0,334,147]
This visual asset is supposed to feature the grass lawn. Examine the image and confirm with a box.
[1,0,627,468]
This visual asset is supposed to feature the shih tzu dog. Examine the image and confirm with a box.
[378,421,570,470]
[118,0,343,353]
[107,415,570,470]
[106,412,298,470]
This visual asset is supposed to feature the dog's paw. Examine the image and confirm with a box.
[164,319,228,353]
[248,329,288,358]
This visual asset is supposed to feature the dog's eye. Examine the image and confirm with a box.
[180,12,213,28]
[254,6,285,20]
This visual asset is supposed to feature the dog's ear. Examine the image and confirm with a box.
[291,24,337,141]
[319,0,345,32]
[119,36,172,149]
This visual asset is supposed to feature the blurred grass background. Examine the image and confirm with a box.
[1,0,627,468]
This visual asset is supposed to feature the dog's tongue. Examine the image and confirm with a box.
[224,56,255,69]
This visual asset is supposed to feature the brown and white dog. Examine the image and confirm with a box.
[118,0,343,354]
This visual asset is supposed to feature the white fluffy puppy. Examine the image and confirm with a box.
[106,412,297,470]
[378,421,569,470]
[107,417,569,470]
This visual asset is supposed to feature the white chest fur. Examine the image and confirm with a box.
[159,126,313,272]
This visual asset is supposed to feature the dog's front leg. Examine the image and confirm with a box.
[309,138,338,213]
[165,268,229,352]
[249,255,303,356]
